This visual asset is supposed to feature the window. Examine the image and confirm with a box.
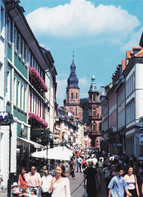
[23,87,26,112]
[14,28,17,51]
[99,123,102,131]
[18,81,21,108]
[35,97,38,114]
[41,70,43,78]
[26,47,29,63]
[17,33,21,55]
[7,17,12,42]
[93,108,96,116]
[41,103,43,118]
[31,55,34,67]
[33,95,35,113]
[93,124,96,132]
[6,71,10,101]
[21,39,24,60]
[14,77,17,105]
[33,58,36,68]
[71,93,73,99]
[29,50,31,66]
[76,93,78,99]
[1,6,4,34]
[93,95,96,101]
[21,84,24,110]
[38,65,40,74]
[24,43,27,63]
[32,93,34,113]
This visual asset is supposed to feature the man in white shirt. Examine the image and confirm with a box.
[27,166,41,195]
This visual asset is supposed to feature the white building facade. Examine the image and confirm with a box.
[124,56,143,157]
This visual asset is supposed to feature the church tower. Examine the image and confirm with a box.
[88,76,102,149]
[64,57,83,121]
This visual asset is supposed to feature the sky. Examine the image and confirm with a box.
[20,0,143,105]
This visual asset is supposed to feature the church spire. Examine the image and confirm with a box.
[67,54,79,89]
[89,75,96,92]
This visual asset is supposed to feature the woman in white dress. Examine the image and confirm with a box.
[49,165,71,197]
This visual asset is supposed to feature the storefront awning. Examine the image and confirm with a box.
[17,137,44,149]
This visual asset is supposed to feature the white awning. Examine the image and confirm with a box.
[31,146,73,160]
[17,137,44,149]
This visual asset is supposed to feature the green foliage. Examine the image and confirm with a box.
[31,128,51,146]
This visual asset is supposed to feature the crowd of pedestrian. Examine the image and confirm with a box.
[12,164,71,197]
[8,148,143,197]
[79,151,143,197]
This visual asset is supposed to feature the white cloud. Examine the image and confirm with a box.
[122,28,143,51]
[79,77,89,87]
[26,0,140,38]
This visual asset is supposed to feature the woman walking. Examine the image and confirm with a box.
[18,167,28,193]
[69,161,75,179]
[124,166,140,197]
[41,170,52,197]
[49,165,71,197]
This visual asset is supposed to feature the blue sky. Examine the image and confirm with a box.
[20,0,143,105]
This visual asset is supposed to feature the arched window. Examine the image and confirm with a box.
[99,123,102,131]
[71,93,73,99]
[93,124,96,131]
[76,92,78,99]
[93,108,96,116]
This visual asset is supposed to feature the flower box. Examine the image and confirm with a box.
[29,112,48,128]
[29,67,48,92]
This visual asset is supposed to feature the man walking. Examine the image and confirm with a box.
[84,161,97,197]
[27,166,41,195]
[108,165,132,197]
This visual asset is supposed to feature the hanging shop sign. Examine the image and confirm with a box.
[0,111,14,125]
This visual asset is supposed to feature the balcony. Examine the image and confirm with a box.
[29,67,48,92]
[29,112,48,128]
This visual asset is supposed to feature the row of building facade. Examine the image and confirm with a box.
[0,0,87,189]
[0,0,58,188]
[101,39,143,158]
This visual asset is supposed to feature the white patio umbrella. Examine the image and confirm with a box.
[31,146,73,161]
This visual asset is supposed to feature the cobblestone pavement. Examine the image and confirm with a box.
[70,171,107,197]
[70,172,85,197]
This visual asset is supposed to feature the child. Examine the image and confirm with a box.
[12,182,20,196]
[30,189,37,197]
